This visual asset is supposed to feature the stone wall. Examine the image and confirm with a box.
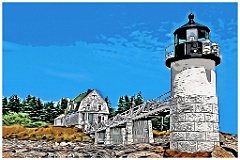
[170,95,220,153]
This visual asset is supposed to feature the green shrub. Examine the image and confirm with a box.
[2,112,49,128]
[25,121,49,128]
[2,112,32,126]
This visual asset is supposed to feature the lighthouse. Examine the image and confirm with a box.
[165,13,221,153]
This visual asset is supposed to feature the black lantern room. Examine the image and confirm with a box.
[165,13,221,68]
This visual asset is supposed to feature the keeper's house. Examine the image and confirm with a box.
[54,89,109,131]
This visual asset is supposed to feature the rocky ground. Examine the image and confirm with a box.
[2,134,238,158]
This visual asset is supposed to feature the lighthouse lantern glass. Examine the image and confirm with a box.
[186,29,198,42]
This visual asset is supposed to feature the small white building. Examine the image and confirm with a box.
[54,89,109,131]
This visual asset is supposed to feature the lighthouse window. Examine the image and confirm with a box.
[179,39,186,44]
[186,29,198,42]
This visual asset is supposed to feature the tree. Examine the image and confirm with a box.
[105,96,116,118]
[21,95,37,121]
[61,98,68,114]
[31,98,44,122]
[20,95,45,122]
[21,95,33,115]
[151,115,170,131]
[8,95,21,113]
[115,91,144,115]
[116,97,126,114]
[29,96,38,121]
[42,102,57,124]
[2,97,9,115]
[124,95,132,110]
[135,91,144,106]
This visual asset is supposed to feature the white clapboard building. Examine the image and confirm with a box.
[54,89,109,131]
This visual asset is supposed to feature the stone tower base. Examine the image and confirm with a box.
[170,95,220,153]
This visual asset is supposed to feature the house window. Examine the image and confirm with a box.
[98,116,101,123]
[87,104,90,110]
[83,113,85,120]
[98,105,102,111]
[88,114,93,124]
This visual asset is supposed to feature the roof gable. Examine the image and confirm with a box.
[73,89,93,103]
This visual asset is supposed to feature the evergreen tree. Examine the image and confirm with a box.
[135,91,144,106]
[2,97,9,115]
[61,98,68,114]
[116,92,145,115]
[21,95,31,113]
[116,97,126,114]
[21,95,35,120]
[31,98,44,122]
[29,96,38,121]
[8,95,21,113]
[105,96,116,118]
[43,102,57,124]
[124,95,131,110]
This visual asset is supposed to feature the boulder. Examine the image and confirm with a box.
[135,143,153,151]
[165,149,211,158]
[154,146,165,156]
[211,146,235,158]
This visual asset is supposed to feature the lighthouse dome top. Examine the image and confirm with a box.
[173,13,210,35]
[165,12,221,68]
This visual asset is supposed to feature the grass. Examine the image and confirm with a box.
[153,130,170,136]
[2,124,92,143]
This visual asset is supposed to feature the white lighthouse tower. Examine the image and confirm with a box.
[165,13,221,153]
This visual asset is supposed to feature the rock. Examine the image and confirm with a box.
[15,148,28,153]
[2,152,14,158]
[135,143,153,151]
[67,142,73,146]
[47,152,55,158]
[74,152,84,158]
[154,146,165,156]
[83,153,91,158]
[165,149,179,157]
[147,152,163,158]
[73,146,83,151]
[211,146,235,158]
[59,141,67,147]
[126,151,163,158]
[115,150,125,157]
[2,134,238,158]
[165,149,211,158]
[124,149,135,154]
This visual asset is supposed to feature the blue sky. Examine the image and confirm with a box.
[2,2,238,134]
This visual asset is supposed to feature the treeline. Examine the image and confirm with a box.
[107,91,144,118]
[2,94,68,124]
[2,92,144,122]
[2,92,169,131]
[116,91,144,114]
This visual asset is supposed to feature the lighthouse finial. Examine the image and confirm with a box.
[188,11,195,24]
